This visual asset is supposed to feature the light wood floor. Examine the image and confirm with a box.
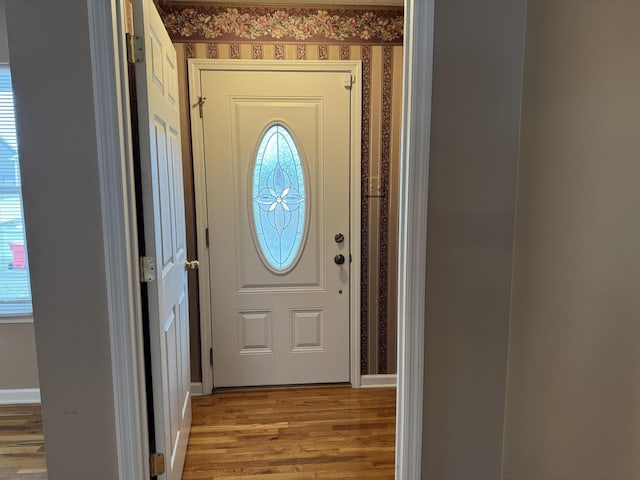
[0,385,396,479]
[0,404,46,480]
[183,385,397,479]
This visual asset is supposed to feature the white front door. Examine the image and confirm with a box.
[197,65,355,387]
[134,1,191,478]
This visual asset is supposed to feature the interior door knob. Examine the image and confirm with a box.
[185,259,200,270]
[334,254,345,265]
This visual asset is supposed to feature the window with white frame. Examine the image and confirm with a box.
[0,65,32,316]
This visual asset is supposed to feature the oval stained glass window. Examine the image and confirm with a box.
[251,124,307,273]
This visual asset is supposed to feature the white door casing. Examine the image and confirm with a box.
[189,61,362,391]
[133,0,191,478]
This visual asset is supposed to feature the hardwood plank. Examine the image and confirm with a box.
[183,386,396,480]
[0,405,46,480]
[0,386,396,480]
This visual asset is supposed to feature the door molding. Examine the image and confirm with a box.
[87,0,150,477]
[395,0,434,477]
[189,60,362,393]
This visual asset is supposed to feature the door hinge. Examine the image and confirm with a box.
[139,256,157,283]
[343,73,355,90]
[349,253,352,263]
[126,33,144,64]
[197,96,207,118]
[205,227,210,248]
[209,347,213,366]
[149,452,166,477]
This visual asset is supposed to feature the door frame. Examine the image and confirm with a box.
[88,0,150,477]
[188,60,363,393]
[394,0,434,477]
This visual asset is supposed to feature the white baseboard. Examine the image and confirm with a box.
[191,382,204,396]
[0,388,41,405]
[360,374,397,388]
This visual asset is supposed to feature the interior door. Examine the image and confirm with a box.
[133,1,191,478]
[200,67,352,387]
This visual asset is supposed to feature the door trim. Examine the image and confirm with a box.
[189,60,362,393]
[395,0,434,477]
[87,0,150,477]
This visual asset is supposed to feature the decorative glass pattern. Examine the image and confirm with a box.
[252,124,307,272]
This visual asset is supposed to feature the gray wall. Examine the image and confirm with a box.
[422,0,526,478]
[0,0,7,62]
[502,1,640,479]
[7,1,120,477]
[0,0,39,393]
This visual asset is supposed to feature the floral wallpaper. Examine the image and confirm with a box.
[160,5,403,44]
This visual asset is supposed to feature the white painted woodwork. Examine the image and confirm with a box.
[194,64,359,387]
[0,388,40,404]
[360,374,397,388]
[360,373,398,388]
[395,0,434,478]
[89,1,151,476]
[190,382,204,396]
[133,1,191,478]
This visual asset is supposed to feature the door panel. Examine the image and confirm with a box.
[201,69,351,387]
[134,1,191,478]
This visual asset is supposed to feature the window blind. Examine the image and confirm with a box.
[0,65,32,315]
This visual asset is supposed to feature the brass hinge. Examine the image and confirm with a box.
[149,452,166,477]
[126,33,144,64]
[139,256,157,283]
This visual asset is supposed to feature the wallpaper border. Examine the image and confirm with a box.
[160,5,403,45]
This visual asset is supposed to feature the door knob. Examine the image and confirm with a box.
[334,254,345,265]
[185,259,200,270]
[334,233,345,243]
